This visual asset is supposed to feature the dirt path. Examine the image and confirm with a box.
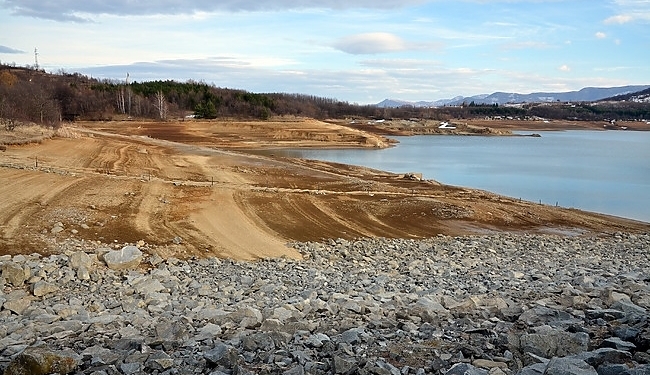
[1,119,648,260]
[0,130,303,259]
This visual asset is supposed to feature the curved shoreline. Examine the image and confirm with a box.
[1,119,649,260]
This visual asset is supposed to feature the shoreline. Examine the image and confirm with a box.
[1,118,649,260]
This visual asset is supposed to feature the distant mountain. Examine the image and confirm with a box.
[602,87,650,103]
[377,85,650,108]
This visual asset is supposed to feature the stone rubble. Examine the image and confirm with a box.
[0,232,648,374]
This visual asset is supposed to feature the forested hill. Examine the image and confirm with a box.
[0,64,379,124]
[1,64,649,126]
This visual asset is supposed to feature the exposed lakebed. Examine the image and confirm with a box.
[263,130,650,223]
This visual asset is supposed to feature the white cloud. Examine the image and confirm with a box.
[606,0,650,24]
[333,33,410,54]
[500,41,551,51]
[331,32,442,55]
[0,45,25,54]
[68,56,642,104]
[0,0,424,22]
[359,59,441,69]
[604,14,634,24]
[595,32,607,39]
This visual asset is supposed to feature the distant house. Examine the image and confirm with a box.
[438,121,456,129]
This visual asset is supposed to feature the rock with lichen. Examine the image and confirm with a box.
[3,347,77,375]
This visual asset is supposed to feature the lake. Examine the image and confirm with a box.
[267,130,650,223]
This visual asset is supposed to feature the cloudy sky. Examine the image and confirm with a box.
[1,0,649,104]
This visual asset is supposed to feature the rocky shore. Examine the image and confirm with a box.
[1,232,649,374]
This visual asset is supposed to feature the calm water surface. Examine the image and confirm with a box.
[270,131,650,222]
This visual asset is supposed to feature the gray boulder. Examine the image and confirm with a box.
[596,364,634,375]
[410,296,449,322]
[520,326,589,357]
[31,280,59,297]
[543,356,597,375]
[102,246,143,270]
[573,348,632,368]
[333,355,358,375]
[145,350,174,371]
[600,337,636,351]
[69,251,93,270]
[516,363,547,375]
[445,363,488,375]
[1,262,30,286]
[204,343,239,368]
[3,290,32,314]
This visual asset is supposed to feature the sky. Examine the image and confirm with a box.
[1,0,649,104]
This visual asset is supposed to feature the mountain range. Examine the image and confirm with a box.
[376,85,650,108]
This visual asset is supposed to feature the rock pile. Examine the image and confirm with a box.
[0,232,649,374]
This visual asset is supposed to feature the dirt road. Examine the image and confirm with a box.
[1,119,648,260]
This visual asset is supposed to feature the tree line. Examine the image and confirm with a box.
[0,65,381,125]
[1,64,648,128]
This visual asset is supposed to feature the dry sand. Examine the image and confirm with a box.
[1,118,648,260]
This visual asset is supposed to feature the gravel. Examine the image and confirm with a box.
[1,232,649,374]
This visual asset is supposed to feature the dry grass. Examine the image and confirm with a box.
[0,122,55,145]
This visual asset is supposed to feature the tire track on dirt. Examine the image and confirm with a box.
[0,169,86,242]
[190,189,300,260]
[132,181,171,238]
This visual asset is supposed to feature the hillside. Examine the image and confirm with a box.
[602,87,650,103]
[3,64,649,129]
[0,64,379,124]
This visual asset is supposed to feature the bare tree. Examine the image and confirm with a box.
[117,87,126,114]
[153,90,167,120]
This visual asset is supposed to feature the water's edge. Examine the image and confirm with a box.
[250,131,650,222]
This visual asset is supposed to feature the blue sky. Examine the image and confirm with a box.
[1,0,649,104]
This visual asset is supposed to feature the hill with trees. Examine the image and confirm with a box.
[1,63,649,128]
[0,64,379,126]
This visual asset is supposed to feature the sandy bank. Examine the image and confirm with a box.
[0,118,648,260]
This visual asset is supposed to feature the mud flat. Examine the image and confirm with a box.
[1,119,648,260]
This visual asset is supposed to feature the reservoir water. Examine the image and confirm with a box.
[269,130,650,223]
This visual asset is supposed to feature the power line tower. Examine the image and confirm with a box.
[34,48,39,70]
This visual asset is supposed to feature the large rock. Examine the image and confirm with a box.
[333,355,358,375]
[542,356,597,375]
[230,306,263,328]
[203,343,239,368]
[1,262,30,286]
[31,280,59,297]
[145,350,174,371]
[3,290,32,314]
[520,326,589,358]
[69,251,94,270]
[3,347,77,375]
[445,363,488,375]
[410,296,449,322]
[573,348,632,368]
[103,246,143,270]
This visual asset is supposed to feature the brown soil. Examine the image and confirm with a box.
[331,118,650,135]
[463,118,650,132]
[1,118,648,260]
